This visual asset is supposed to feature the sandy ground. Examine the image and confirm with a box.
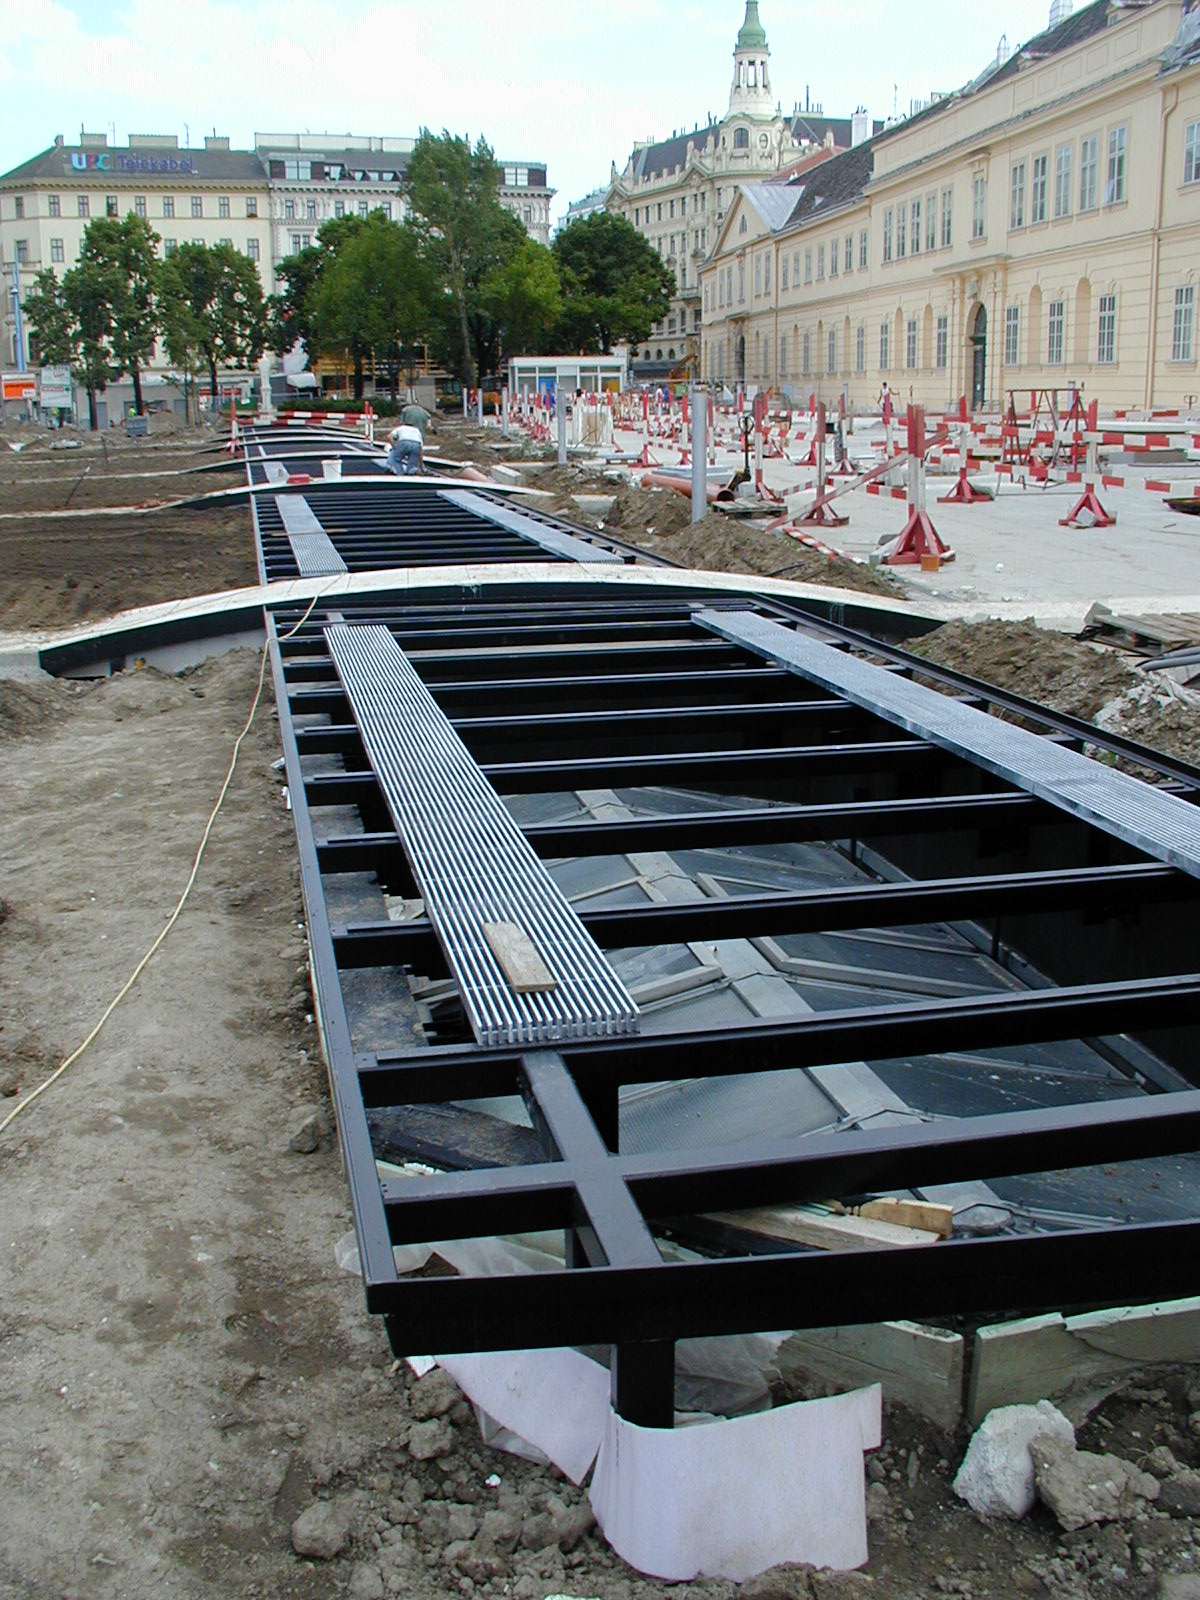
[3,431,1200,1600]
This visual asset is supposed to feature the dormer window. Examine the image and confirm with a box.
[734,128,750,150]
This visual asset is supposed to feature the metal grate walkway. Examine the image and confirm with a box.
[438,488,625,564]
[698,607,1200,880]
[276,494,348,576]
[324,622,640,1047]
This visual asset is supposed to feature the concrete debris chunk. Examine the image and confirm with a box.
[290,1497,352,1559]
[409,1366,460,1420]
[1030,1435,1159,1531]
[1159,1466,1200,1518]
[953,1401,1075,1519]
[407,1417,455,1460]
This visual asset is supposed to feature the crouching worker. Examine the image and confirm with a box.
[387,421,423,475]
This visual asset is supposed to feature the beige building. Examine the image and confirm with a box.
[605,1,878,381]
[701,0,1200,412]
[0,132,272,370]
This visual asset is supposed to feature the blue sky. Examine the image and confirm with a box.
[1,1,1064,224]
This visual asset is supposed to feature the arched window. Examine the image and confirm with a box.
[734,128,750,151]
[668,348,676,360]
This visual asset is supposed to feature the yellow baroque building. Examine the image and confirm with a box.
[701,0,1200,412]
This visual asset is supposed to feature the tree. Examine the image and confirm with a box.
[309,213,430,400]
[23,269,76,367]
[159,242,265,402]
[480,238,562,362]
[24,259,120,431]
[552,212,674,353]
[406,131,516,387]
[78,214,161,415]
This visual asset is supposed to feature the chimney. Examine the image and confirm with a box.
[851,107,871,147]
[1048,0,1073,26]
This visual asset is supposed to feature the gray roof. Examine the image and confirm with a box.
[740,183,802,232]
[0,141,265,186]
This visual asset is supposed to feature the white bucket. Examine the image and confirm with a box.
[322,458,343,480]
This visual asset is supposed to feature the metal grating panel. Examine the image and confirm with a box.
[439,488,625,564]
[697,607,1200,880]
[276,494,348,576]
[324,622,640,1047]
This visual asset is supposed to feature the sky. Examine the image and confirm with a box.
[1,0,1064,227]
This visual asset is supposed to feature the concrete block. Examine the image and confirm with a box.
[968,1298,1200,1427]
[777,1320,964,1432]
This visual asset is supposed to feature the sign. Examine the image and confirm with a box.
[39,365,72,408]
[69,150,197,175]
[2,375,36,402]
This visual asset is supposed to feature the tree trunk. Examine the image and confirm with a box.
[86,382,98,431]
[352,354,364,401]
[131,360,144,416]
[208,354,219,402]
[452,259,476,388]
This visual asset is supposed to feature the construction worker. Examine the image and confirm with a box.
[878,380,894,426]
[399,398,432,440]
[386,420,423,475]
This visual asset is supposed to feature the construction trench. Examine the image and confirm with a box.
[3,411,1200,1596]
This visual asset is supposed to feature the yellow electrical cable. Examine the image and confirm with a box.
[0,584,327,1137]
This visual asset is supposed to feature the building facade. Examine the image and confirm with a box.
[701,0,1200,412]
[604,1,879,380]
[256,133,413,263]
[0,133,271,370]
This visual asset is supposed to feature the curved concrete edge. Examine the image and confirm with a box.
[0,562,944,678]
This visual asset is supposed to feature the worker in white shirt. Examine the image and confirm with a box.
[387,422,423,475]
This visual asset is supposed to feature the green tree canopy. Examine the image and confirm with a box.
[23,268,77,368]
[159,242,265,401]
[78,213,161,415]
[480,237,562,361]
[552,212,674,353]
[406,130,518,386]
[309,212,431,399]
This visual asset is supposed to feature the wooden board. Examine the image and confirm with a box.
[482,921,558,994]
[706,1205,940,1253]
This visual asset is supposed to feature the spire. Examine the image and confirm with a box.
[737,0,768,51]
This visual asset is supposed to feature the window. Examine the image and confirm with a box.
[358,200,368,218]
[764,253,771,293]
[911,199,921,255]
[830,238,838,276]
[306,199,317,220]
[218,237,232,248]
[802,332,811,374]
[50,237,64,263]
[845,234,853,274]
[334,200,345,218]
[291,233,302,255]
[817,243,825,279]
[634,208,640,226]
[163,238,177,255]
[905,317,917,369]
[105,194,118,216]
[247,238,260,262]
[972,176,986,239]
[781,256,789,290]
[1004,304,1020,366]
[15,240,28,264]
[1097,293,1116,364]
[897,205,906,258]
[77,194,89,217]
[192,237,203,246]
[284,198,296,220]
[860,230,868,268]
[1031,155,1048,224]
[856,324,865,373]
[737,259,745,301]
[941,187,953,248]
[883,208,893,263]
[247,196,258,218]
[668,314,676,334]
[1186,122,1200,186]
[926,195,936,252]
[191,195,202,218]
[1055,145,1072,218]
[1106,126,1127,204]
[936,314,948,370]
[283,159,311,181]
[1048,298,1065,364]
[780,334,787,377]
[134,195,147,217]
[657,203,663,221]
[1080,134,1099,211]
[1010,162,1026,230]
[880,320,890,370]
[681,197,687,216]
[792,251,799,285]
[804,248,812,284]
[734,127,750,150]
[218,195,230,219]
[14,196,24,219]
[1173,285,1195,363]
[163,195,175,218]
[48,194,60,218]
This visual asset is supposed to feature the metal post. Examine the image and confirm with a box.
[501,385,509,438]
[476,385,484,426]
[462,386,468,420]
[556,385,567,466]
[690,383,707,525]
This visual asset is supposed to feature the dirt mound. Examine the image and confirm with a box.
[909,619,1138,720]
[603,481,693,539]
[0,677,76,740]
[639,510,903,597]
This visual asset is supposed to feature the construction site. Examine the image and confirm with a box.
[1,386,1200,1600]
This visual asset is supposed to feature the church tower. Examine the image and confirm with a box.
[728,1,775,119]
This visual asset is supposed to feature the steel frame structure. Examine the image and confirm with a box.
[246,440,1200,1427]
